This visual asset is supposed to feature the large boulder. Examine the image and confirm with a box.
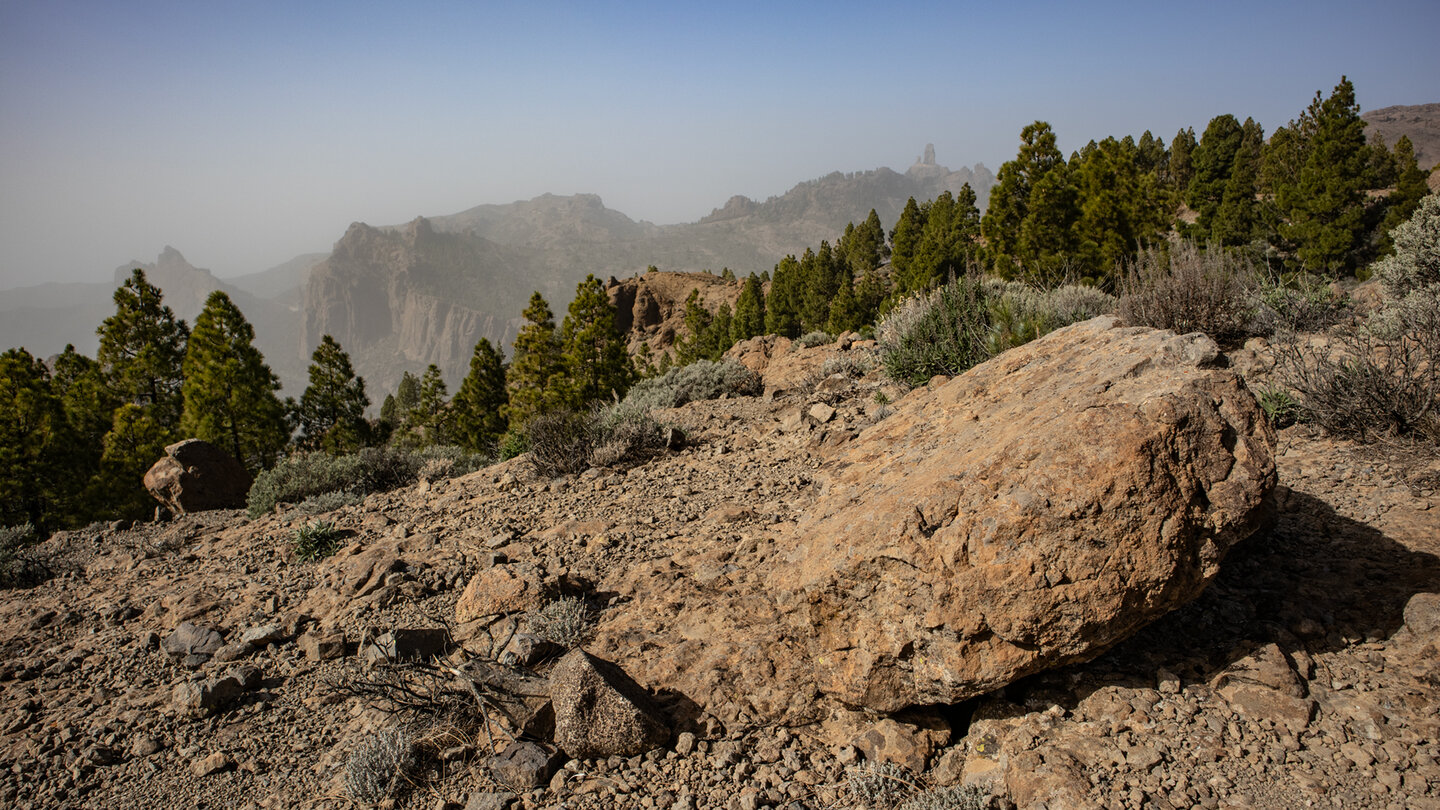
[778,316,1276,710]
[593,317,1275,722]
[144,439,252,513]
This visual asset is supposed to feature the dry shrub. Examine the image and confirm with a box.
[1118,241,1254,346]
[1274,290,1440,442]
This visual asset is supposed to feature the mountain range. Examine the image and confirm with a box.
[2,147,993,398]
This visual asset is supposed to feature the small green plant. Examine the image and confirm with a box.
[343,727,416,804]
[846,761,919,808]
[873,391,891,406]
[590,403,667,468]
[496,429,529,461]
[1256,387,1302,428]
[292,520,343,562]
[527,596,595,649]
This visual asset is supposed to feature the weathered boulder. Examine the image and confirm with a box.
[549,649,669,759]
[778,316,1275,710]
[593,317,1275,723]
[455,564,546,623]
[143,439,252,514]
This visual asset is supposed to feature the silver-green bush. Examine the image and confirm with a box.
[247,446,487,517]
[877,275,991,386]
[343,728,416,803]
[1375,193,1440,299]
[846,761,919,808]
[527,596,595,649]
[622,359,762,412]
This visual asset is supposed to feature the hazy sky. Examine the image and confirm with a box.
[2,0,1437,287]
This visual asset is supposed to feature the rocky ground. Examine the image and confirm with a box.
[0,333,1437,810]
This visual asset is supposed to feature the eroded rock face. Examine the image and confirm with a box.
[144,439,252,514]
[781,317,1277,710]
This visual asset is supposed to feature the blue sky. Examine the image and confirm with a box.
[2,0,1436,286]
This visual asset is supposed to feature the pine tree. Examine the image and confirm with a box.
[1168,127,1197,192]
[559,274,633,407]
[675,289,716,365]
[1015,160,1079,282]
[180,291,288,473]
[50,345,117,523]
[97,269,188,429]
[764,255,804,338]
[800,243,846,332]
[1210,118,1265,247]
[396,372,421,414]
[842,209,889,276]
[889,197,927,285]
[1278,77,1370,273]
[506,292,565,426]
[731,273,766,343]
[452,338,509,453]
[911,186,981,290]
[97,403,173,520]
[298,335,370,453]
[410,364,451,445]
[1187,115,1245,238]
[982,122,1068,277]
[0,349,69,531]
[1380,136,1431,242]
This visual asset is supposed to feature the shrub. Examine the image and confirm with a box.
[524,409,596,478]
[0,523,51,590]
[877,275,991,386]
[1274,289,1440,441]
[343,728,416,804]
[820,354,875,379]
[590,403,667,468]
[526,596,595,649]
[795,330,833,348]
[247,446,486,516]
[621,359,762,412]
[1375,193,1440,299]
[1250,271,1350,334]
[846,761,918,809]
[1118,241,1255,346]
[292,520,343,562]
[294,488,363,516]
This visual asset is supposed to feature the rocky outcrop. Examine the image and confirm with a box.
[598,317,1276,722]
[778,316,1277,710]
[605,271,743,357]
[143,439,252,514]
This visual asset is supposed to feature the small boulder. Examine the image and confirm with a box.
[143,439,252,514]
[455,565,545,623]
[191,751,232,777]
[161,622,225,667]
[550,649,669,759]
[487,741,561,791]
[298,630,347,662]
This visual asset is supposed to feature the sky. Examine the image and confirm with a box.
[2,0,1437,287]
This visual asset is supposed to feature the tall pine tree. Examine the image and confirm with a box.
[731,273,767,343]
[298,335,370,453]
[180,291,288,473]
[1276,77,1370,273]
[97,269,188,429]
[505,292,565,426]
[559,274,633,407]
[452,338,509,453]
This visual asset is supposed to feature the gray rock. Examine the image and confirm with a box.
[550,649,670,759]
[488,741,561,791]
[464,792,518,810]
[191,751,232,777]
[161,623,225,666]
[239,623,285,646]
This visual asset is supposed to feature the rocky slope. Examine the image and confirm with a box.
[0,323,1436,810]
[1363,103,1440,172]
